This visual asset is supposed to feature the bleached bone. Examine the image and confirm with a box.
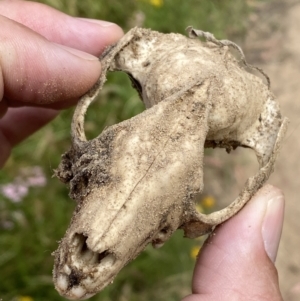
[53,27,288,300]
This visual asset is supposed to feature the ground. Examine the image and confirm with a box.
[203,1,300,300]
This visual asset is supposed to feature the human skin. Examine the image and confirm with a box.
[182,184,284,301]
[0,1,284,300]
[0,0,123,167]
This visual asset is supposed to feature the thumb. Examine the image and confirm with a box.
[183,185,284,301]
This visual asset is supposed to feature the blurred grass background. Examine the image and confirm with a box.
[1,0,253,300]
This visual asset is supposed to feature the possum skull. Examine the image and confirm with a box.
[53,27,288,300]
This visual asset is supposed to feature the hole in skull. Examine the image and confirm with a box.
[68,269,82,288]
[152,226,171,248]
[97,250,110,263]
[77,235,87,254]
[73,233,115,266]
[160,226,170,234]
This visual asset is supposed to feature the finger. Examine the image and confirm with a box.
[0,107,58,168]
[183,185,284,301]
[0,14,102,107]
[0,0,123,56]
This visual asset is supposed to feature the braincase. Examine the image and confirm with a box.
[111,28,271,142]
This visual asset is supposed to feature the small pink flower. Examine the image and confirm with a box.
[1,166,47,202]
[1,183,28,203]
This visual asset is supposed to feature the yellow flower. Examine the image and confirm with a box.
[201,195,215,209]
[17,297,34,301]
[190,246,201,259]
[150,0,163,7]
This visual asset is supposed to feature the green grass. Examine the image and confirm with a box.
[1,0,251,300]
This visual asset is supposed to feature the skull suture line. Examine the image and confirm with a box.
[53,27,288,300]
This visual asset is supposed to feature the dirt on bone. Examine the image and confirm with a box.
[53,27,288,299]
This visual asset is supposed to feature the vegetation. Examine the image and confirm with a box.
[1,1,250,300]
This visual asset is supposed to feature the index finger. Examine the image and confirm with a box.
[0,0,123,56]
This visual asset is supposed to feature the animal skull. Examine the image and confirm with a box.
[53,27,288,300]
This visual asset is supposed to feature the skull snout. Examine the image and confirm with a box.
[72,233,116,268]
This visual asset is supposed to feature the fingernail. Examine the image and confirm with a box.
[55,43,99,61]
[77,18,116,27]
[261,195,284,262]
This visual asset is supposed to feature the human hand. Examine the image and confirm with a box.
[182,184,284,301]
[0,0,123,168]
